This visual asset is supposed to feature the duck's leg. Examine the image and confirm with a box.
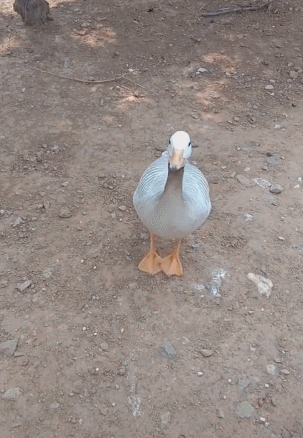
[138,233,162,275]
[160,240,183,277]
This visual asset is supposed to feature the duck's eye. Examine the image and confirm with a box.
[188,142,191,147]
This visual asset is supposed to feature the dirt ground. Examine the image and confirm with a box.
[1,0,303,436]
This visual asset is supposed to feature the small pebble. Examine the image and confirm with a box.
[260,417,266,423]
[118,205,127,211]
[197,67,208,73]
[197,371,203,376]
[13,216,24,227]
[265,85,274,90]
[236,174,254,187]
[59,208,72,218]
[101,342,109,351]
[17,280,32,292]
[238,378,250,390]
[271,397,277,406]
[266,364,276,375]
[217,408,224,418]
[161,342,176,357]
[119,367,126,375]
[289,71,298,80]
[270,184,283,194]
[199,348,213,357]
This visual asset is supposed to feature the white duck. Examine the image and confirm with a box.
[133,131,211,277]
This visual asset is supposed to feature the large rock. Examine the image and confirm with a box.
[13,0,52,26]
[0,339,18,357]
[235,401,254,418]
[2,387,21,400]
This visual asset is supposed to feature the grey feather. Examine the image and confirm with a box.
[133,152,169,214]
[182,162,211,226]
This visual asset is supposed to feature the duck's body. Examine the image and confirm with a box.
[133,131,211,276]
[134,152,211,240]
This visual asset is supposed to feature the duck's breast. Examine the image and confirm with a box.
[151,168,188,239]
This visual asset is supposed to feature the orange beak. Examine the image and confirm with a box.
[169,149,184,170]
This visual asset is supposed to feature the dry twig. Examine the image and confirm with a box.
[31,67,123,84]
[202,0,278,17]
[121,76,146,90]
[30,67,146,89]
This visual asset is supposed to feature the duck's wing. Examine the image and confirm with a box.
[182,162,211,220]
[133,152,169,212]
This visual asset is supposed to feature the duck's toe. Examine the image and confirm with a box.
[160,253,183,277]
[138,251,162,275]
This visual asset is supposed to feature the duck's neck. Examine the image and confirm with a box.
[164,167,184,195]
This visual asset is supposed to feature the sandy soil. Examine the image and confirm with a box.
[1,0,303,436]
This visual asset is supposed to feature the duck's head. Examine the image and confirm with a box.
[167,131,192,171]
